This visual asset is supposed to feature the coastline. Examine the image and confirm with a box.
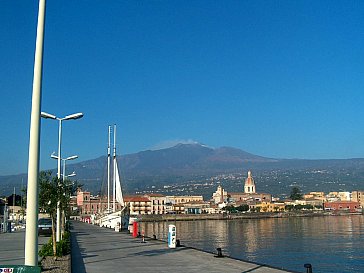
[137,211,363,222]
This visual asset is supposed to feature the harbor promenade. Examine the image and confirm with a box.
[71,221,294,273]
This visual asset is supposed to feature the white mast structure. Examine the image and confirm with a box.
[107,125,111,212]
[113,124,117,212]
[98,124,125,229]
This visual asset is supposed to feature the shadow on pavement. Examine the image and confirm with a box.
[70,226,87,273]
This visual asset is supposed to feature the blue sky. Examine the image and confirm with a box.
[1,1,364,175]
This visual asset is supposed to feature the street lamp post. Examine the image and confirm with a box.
[25,0,46,266]
[41,112,83,242]
[51,154,77,240]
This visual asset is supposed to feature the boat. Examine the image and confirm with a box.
[97,125,129,231]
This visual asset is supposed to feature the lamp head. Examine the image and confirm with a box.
[64,113,83,120]
[41,112,57,119]
[66,155,78,161]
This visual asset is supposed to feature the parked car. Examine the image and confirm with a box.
[38,218,52,236]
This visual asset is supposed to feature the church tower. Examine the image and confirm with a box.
[244,170,256,194]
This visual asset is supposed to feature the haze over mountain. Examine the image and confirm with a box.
[1,143,364,196]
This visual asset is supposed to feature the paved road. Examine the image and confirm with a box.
[70,221,294,273]
[0,229,49,265]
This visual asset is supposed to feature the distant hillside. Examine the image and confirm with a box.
[1,143,364,195]
[118,143,277,176]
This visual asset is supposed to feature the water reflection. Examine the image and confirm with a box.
[140,215,364,273]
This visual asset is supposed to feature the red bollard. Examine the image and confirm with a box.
[132,221,138,238]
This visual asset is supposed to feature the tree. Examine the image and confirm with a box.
[38,171,81,257]
[6,194,22,206]
[290,186,303,200]
[39,171,60,256]
[223,205,237,213]
[236,204,249,212]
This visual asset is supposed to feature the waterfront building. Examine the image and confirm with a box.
[325,191,352,202]
[144,193,166,214]
[75,190,205,216]
[304,192,325,201]
[172,204,185,214]
[183,200,211,214]
[297,198,324,208]
[219,170,272,210]
[229,192,272,203]
[212,185,228,204]
[77,190,98,215]
[324,201,360,213]
[351,191,364,208]
[326,192,340,202]
[166,195,203,205]
[244,170,256,194]
[204,203,222,214]
[337,192,351,201]
[165,195,203,214]
[124,196,152,215]
[229,171,271,203]
[76,189,122,216]
[69,196,79,216]
[253,201,285,212]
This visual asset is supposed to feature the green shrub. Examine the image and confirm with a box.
[57,232,71,256]
[38,238,53,257]
[62,230,70,241]
[38,232,71,257]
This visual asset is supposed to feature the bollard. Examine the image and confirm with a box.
[153,234,157,240]
[176,239,181,247]
[304,263,313,273]
[168,225,177,248]
[215,247,223,258]
[141,231,146,243]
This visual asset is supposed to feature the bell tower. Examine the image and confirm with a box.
[244,170,256,194]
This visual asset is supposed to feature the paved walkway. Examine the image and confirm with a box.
[70,221,294,273]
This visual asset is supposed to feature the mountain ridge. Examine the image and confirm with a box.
[1,143,364,195]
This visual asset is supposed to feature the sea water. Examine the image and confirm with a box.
[140,215,364,273]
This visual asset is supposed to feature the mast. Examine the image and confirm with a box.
[107,125,111,212]
[113,124,116,212]
[13,187,15,222]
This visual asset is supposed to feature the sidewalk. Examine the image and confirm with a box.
[70,221,294,273]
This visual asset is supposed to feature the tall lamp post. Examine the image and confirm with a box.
[25,0,46,266]
[41,112,83,242]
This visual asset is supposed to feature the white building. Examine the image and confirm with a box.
[212,185,228,204]
[144,194,166,215]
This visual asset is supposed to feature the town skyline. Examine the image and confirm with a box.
[1,1,364,175]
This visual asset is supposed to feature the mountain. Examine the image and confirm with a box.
[118,144,279,177]
[1,143,364,196]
